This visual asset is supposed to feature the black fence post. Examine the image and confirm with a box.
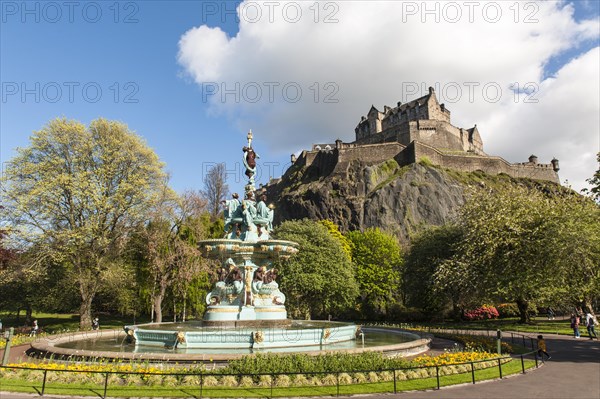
[521,354,526,374]
[270,373,274,399]
[435,366,440,390]
[336,372,340,397]
[393,369,397,394]
[470,362,475,384]
[103,373,109,399]
[41,369,48,396]
[200,373,203,399]
[522,335,526,347]
[497,358,503,379]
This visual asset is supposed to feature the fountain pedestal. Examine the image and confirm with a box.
[200,239,298,326]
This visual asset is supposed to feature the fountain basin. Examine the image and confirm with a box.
[129,320,357,350]
[30,326,430,363]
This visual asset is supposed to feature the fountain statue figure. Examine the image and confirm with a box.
[200,130,297,326]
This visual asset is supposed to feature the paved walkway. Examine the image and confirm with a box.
[0,333,598,399]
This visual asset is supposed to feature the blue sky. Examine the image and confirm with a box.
[2,1,599,194]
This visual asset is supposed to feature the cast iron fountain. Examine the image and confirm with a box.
[130,130,357,350]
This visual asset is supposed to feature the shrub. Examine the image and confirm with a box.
[202,376,219,386]
[161,375,178,387]
[463,305,499,320]
[238,376,254,387]
[321,374,338,386]
[367,372,379,383]
[417,368,429,378]
[309,376,323,386]
[379,371,393,382]
[107,374,124,386]
[292,374,309,386]
[181,375,200,386]
[338,373,352,385]
[496,303,519,318]
[274,374,291,387]
[353,372,367,383]
[258,375,272,387]
[143,374,163,386]
[406,370,419,379]
[220,375,238,387]
[126,374,144,386]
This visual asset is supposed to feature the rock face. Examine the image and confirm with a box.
[266,158,469,243]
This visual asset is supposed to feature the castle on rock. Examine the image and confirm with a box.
[287,87,559,183]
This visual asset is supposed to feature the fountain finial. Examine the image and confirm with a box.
[247,129,253,148]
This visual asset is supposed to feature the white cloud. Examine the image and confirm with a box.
[177,1,600,191]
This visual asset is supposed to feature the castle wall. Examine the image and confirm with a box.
[426,98,450,123]
[411,141,559,183]
[338,142,405,163]
[406,120,479,154]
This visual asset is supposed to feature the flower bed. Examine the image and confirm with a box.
[1,349,509,388]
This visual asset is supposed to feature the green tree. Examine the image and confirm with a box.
[141,188,209,323]
[1,118,166,329]
[319,220,352,260]
[435,184,600,322]
[582,152,600,202]
[274,219,358,319]
[346,228,403,318]
[404,224,463,317]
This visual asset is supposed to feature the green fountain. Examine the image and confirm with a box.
[131,131,358,350]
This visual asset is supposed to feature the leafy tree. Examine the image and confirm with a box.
[404,224,463,316]
[1,118,166,329]
[582,152,600,202]
[140,188,209,323]
[346,228,403,318]
[202,163,229,220]
[274,219,358,319]
[319,220,352,260]
[435,184,600,322]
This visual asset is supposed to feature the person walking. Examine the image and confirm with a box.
[570,313,581,338]
[537,335,551,360]
[585,312,598,340]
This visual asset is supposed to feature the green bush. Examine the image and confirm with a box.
[224,351,408,375]
[496,303,519,318]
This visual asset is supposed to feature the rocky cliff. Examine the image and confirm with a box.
[266,158,557,244]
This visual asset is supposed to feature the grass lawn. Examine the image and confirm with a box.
[0,312,152,333]
[412,316,575,336]
[0,359,536,397]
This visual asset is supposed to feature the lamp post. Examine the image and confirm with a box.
[2,327,14,366]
